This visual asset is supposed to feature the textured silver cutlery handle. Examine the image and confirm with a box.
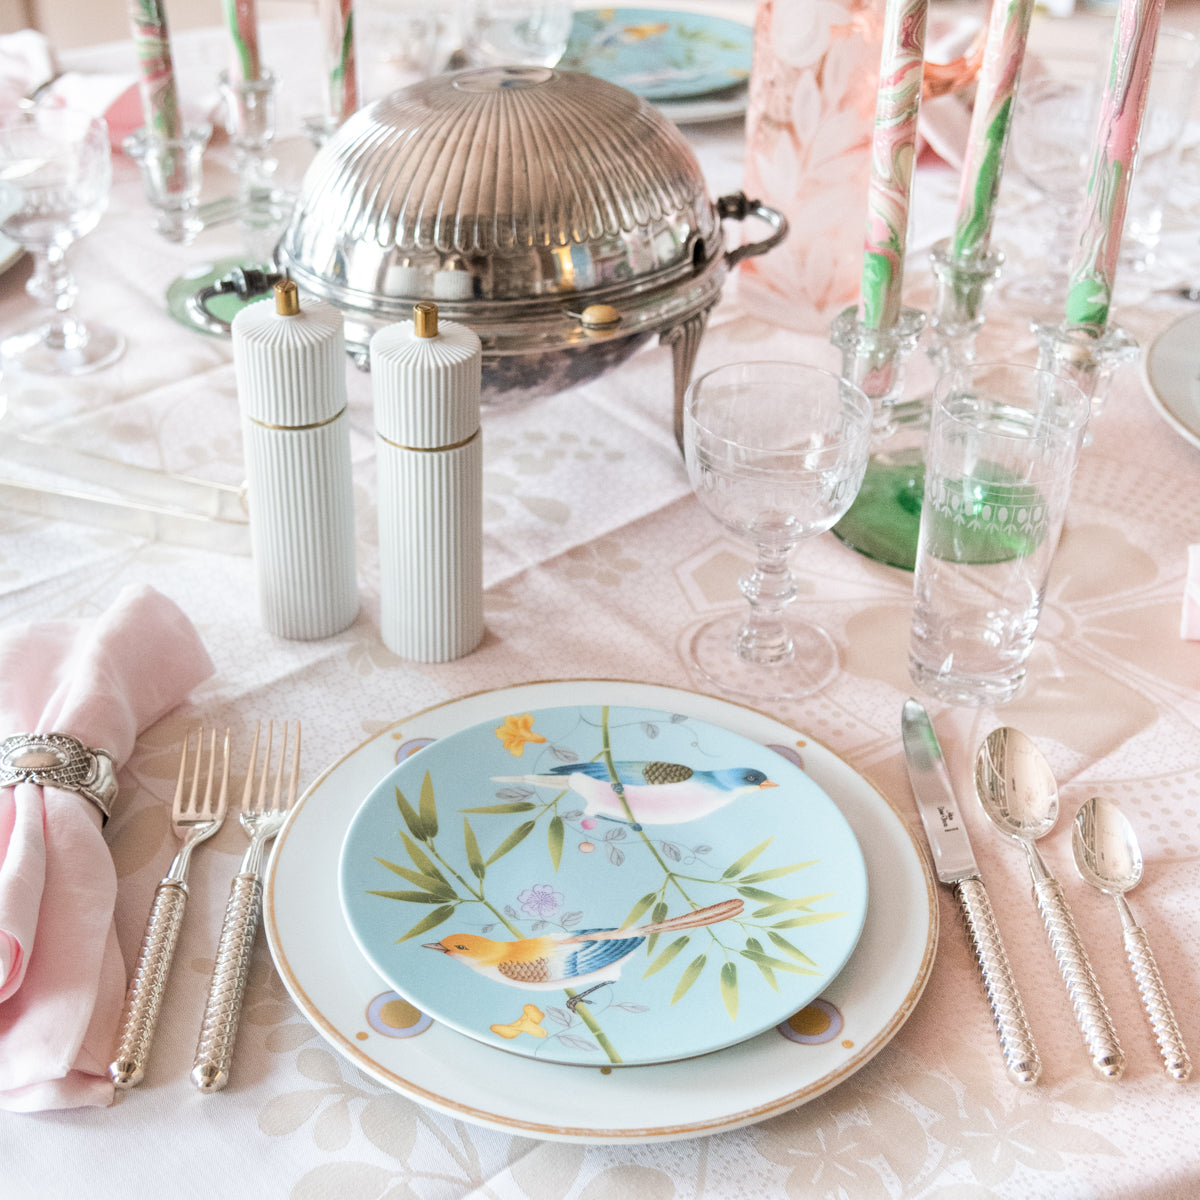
[1123,924,1191,1080]
[956,877,1042,1085]
[1033,877,1124,1079]
[191,872,262,1092]
[109,880,188,1088]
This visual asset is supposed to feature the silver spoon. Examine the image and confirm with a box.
[1073,796,1191,1081]
[975,728,1124,1079]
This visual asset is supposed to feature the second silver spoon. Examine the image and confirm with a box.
[1073,796,1191,1080]
[975,727,1124,1079]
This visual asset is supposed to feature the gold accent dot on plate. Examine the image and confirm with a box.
[788,1007,832,1037]
[380,997,424,1030]
[356,1031,368,1041]
[842,1039,854,1049]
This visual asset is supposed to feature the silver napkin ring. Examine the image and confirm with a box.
[0,732,118,823]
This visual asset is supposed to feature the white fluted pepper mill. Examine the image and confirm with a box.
[370,301,483,661]
[232,280,358,639]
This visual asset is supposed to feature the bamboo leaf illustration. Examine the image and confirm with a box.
[751,893,835,919]
[395,904,456,943]
[670,953,707,1004]
[721,837,774,879]
[719,960,739,1020]
[418,771,438,839]
[767,930,818,967]
[548,815,565,870]
[740,860,818,884]
[643,935,689,978]
[394,785,425,841]
[736,885,789,903]
[644,899,670,955]
[744,938,779,991]
[771,912,844,930]
[368,889,453,905]
[620,891,659,930]
[486,820,535,865]
[373,857,454,897]
[463,818,486,878]
[460,802,538,814]
[399,832,447,883]
[740,948,821,976]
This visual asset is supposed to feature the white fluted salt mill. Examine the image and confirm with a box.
[371,301,483,661]
[232,280,358,639]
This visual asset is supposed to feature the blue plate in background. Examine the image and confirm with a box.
[560,8,753,102]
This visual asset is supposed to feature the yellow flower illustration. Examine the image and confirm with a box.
[495,713,547,757]
[491,1003,548,1040]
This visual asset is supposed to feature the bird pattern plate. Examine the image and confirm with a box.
[559,8,753,103]
[338,703,868,1067]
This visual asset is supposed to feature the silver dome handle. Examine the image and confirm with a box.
[719,193,788,268]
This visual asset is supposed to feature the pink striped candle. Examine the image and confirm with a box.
[859,0,930,331]
[318,0,358,125]
[127,0,182,140]
[224,0,261,83]
[950,0,1035,261]
[1064,0,1166,334]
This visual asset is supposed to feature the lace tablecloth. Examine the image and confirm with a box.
[2,8,1200,1199]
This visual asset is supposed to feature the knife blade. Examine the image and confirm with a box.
[901,698,1042,1085]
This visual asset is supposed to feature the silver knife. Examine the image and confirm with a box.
[901,699,1042,1085]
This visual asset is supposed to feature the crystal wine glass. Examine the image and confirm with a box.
[683,361,873,702]
[0,107,125,375]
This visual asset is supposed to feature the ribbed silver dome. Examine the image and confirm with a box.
[274,65,785,425]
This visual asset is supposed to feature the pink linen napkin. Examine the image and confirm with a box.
[0,584,213,1111]
[1183,545,1200,639]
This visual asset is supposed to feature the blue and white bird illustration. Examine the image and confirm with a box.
[424,898,744,1008]
[490,760,779,827]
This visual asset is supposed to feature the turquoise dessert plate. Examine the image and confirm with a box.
[338,703,867,1068]
[560,8,753,102]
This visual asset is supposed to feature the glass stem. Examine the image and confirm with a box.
[736,546,797,665]
[27,244,84,350]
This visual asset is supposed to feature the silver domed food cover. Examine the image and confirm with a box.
[274,66,786,441]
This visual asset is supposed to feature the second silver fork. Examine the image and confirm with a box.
[192,720,300,1091]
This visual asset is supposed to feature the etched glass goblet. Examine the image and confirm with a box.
[683,361,873,702]
[0,108,124,375]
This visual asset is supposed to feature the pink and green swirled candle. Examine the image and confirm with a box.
[128,0,182,140]
[859,0,929,331]
[223,0,261,83]
[1064,0,1165,334]
[950,0,1035,262]
[318,0,358,125]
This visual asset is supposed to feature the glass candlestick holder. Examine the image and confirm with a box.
[1032,320,1138,425]
[123,123,211,245]
[828,304,927,569]
[218,68,281,216]
[927,237,1005,376]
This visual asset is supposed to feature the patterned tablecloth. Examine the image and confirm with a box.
[2,7,1200,1198]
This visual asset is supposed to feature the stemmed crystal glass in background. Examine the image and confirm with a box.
[0,108,125,376]
[683,361,873,702]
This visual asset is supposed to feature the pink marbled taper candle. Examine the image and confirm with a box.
[127,0,182,140]
[1064,0,1165,334]
[951,0,1035,261]
[318,0,358,125]
[224,0,261,83]
[859,0,929,331]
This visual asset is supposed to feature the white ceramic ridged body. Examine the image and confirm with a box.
[376,438,484,661]
[370,317,483,661]
[233,296,358,639]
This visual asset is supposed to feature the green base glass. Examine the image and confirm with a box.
[831,448,925,570]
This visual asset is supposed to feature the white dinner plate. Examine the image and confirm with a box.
[1142,310,1200,450]
[264,680,937,1144]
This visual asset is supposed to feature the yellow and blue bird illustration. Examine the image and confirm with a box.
[490,761,778,827]
[424,898,744,1008]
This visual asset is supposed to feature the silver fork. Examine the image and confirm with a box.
[192,720,300,1091]
[109,727,230,1088]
